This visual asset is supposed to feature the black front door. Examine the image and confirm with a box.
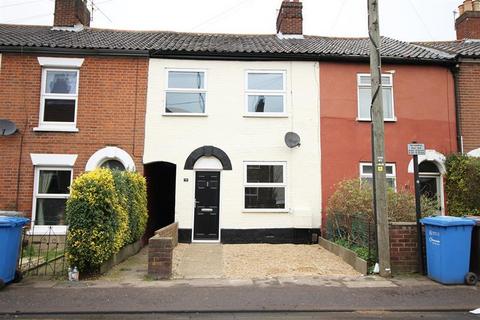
[194,171,220,240]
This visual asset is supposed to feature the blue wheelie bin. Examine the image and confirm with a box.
[420,216,475,285]
[0,216,30,288]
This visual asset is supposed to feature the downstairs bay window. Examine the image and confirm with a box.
[244,162,287,211]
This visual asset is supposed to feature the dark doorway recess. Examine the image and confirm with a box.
[143,161,176,244]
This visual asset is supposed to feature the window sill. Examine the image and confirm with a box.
[33,126,79,132]
[242,209,290,213]
[243,114,288,118]
[356,117,397,123]
[162,113,208,117]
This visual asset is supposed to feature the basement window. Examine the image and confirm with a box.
[165,70,207,115]
[245,71,286,116]
[36,68,80,132]
[357,74,395,121]
[243,162,287,212]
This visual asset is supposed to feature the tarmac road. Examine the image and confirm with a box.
[1,283,480,315]
[1,311,479,320]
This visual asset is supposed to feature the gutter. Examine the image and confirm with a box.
[0,46,150,57]
[151,50,455,66]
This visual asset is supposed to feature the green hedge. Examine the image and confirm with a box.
[445,154,480,216]
[66,168,147,273]
[327,178,438,223]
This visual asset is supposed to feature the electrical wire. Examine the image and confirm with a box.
[0,0,48,9]
[3,12,53,23]
[191,0,253,31]
[407,0,434,41]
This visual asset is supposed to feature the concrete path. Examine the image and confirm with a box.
[178,244,224,279]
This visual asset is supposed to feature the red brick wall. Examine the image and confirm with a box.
[0,53,148,219]
[155,222,178,247]
[276,0,303,35]
[389,223,420,274]
[457,60,480,153]
[320,62,457,225]
[456,11,480,40]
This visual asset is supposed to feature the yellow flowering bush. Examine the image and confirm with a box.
[112,170,148,244]
[65,168,147,273]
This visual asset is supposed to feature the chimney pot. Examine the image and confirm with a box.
[54,0,90,27]
[464,0,473,12]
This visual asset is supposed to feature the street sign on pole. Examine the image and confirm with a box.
[410,141,426,275]
[408,143,426,156]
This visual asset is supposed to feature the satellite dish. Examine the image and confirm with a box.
[0,119,17,136]
[284,132,301,148]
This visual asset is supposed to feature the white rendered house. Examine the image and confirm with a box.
[143,58,321,243]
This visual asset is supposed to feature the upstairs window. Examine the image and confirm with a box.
[165,70,206,115]
[244,162,287,211]
[39,69,79,130]
[246,71,286,115]
[359,162,396,190]
[357,74,395,121]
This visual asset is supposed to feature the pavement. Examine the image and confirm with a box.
[2,244,480,317]
[1,274,480,315]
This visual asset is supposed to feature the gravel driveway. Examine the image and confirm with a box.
[174,243,360,279]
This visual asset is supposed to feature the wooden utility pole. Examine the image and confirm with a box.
[368,0,391,277]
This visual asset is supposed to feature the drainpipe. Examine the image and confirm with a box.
[451,63,463,154]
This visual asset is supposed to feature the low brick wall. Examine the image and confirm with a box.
[148,222,178,280]
[154,222,178,247]
[319,237,368,275]
[389,222,420,274]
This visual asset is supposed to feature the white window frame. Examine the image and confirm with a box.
[359,162,397,191]
[245,70,287,117]
[356,73,395,122]
[31,166,73,235]
[35,68,80,132]
[163,68,208,116]
[243,161,288,213]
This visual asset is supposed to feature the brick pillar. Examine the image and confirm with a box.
[148,236,173,280]
[389,222,421,274]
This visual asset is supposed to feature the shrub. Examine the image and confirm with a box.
[112,170,148,244]
[65,168,148,273]
[445,154,480,216]
[65,169,123,272]
[327,178,438,223]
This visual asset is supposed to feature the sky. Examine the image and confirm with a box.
[0,0,462,42]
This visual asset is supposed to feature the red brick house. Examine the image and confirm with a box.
[0,0,148,235]
[0,0,459,242]
[418,0,480,157]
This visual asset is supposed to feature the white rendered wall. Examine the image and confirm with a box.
[144,59,321,230]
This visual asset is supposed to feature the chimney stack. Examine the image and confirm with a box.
[456,0,480,39]
[276,0,303,37]
[54,0,91,27]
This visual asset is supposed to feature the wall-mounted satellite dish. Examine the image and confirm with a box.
[0,119,17,136]
[284,132,301,148]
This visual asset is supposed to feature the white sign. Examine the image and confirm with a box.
[408,143,426,156]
